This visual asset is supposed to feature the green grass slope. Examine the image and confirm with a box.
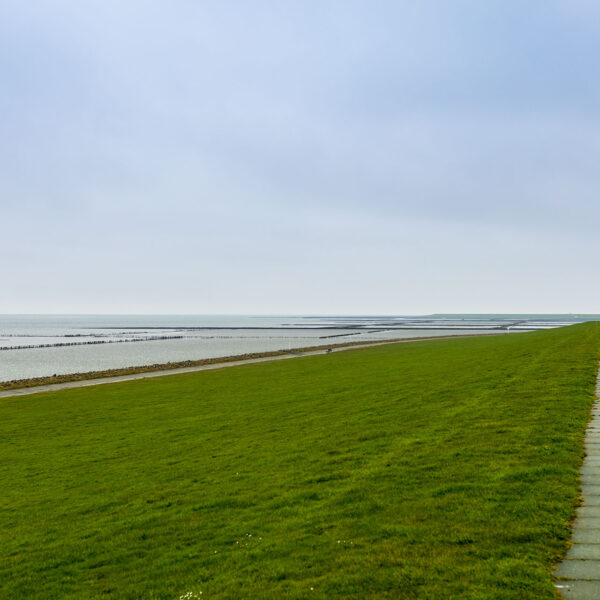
[1,324,599,599]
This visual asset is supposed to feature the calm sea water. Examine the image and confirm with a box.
[0,314,590,382]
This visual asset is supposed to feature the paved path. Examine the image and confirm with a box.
[555,366,600,598]
[1,335,495,400]
[0,339,410,399]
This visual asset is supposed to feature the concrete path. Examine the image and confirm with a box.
[0,339,407,399]
[555,367,600,598]
[1,335,494,400]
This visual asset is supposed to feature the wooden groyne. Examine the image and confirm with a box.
[0,335,184,351]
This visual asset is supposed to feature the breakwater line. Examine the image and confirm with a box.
[0,335,184,351]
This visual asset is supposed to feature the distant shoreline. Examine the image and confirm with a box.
[0,333,498,393]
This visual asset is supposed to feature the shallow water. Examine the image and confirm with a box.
[0,314,585,382]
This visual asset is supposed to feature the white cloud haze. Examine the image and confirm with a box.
[2,1,600,314]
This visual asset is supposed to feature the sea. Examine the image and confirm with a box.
[0,314,596,383]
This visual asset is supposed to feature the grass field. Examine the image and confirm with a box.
[1,324,599,599]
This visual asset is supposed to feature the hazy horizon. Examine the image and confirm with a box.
[2,312,599,318]
[2,1,600,314]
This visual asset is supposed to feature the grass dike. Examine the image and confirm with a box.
[0,323,599,598]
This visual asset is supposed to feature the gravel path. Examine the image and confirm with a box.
[555,365,600,598]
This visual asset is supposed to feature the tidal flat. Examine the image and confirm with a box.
[0,314,583,382]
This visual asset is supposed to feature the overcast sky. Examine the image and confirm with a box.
[2,1,600,314]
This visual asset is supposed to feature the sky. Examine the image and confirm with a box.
[2,1,600,315]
